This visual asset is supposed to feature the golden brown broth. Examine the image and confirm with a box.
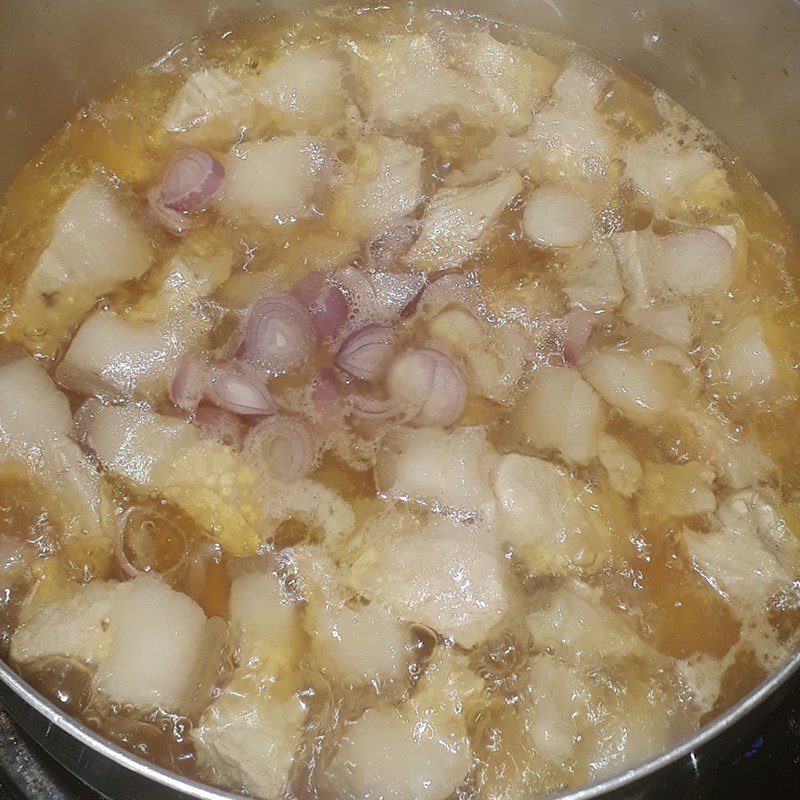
[0,2,799,797]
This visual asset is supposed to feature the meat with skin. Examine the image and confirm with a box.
[493,453,610,575]
[0,358,103,539]
[12,576,215,710]
[351,512,508,648]
[375,426,496,519]
[516,366,605,465]
[13,178,153,355]
[406,170,523,271]
[292,546,410,686]
[217,135,333,226]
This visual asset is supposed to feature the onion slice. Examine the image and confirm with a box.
[386,348,467,427]
[311,368,346,434]
[351,394,400,422]
[244,415,317,481]
[292,271,350,339]
[169,356,209,413]
[206,363,277,416]
[147,149,224,233]
[243,294,316,373]
[334,324,396,382]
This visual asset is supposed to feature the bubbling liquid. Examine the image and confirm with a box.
[0,4,799,800]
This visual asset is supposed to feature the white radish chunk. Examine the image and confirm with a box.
[164,68,256,142]
[407,171,523,271]
[251,48,346,133]
[294,547,409,686]
[493,454,610,575]
[523,186,593,248]
[0,358,102,538]
[16,178,152,352]
[94,577,210,708]
[582,350,679,420]
[217,135,332,225]
[351,514,508,648]
[712,316,777,397]
[650,229,734,298]
[327,704,471,800]
[375,426,495,518]
[624,302,692,349]
[517,366,604,464]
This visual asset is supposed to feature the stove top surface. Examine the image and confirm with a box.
[1,680,799,800]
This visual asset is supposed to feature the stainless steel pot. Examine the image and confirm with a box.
[1,1,799,799]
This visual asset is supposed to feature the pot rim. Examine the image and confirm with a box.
[1,647,799,800]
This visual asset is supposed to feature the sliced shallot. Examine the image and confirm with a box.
[244,415,317,481]
[243,294,315,373]
[563,309,597,366]
[522,186,593,248]
[292,271,350,339]
[334,323,396,382]
[311,368,346,434]
[351,394,400,422]
[386,347,467,427]
[206,363,277,416]
[169,356,209,413]
[147,149,225,233]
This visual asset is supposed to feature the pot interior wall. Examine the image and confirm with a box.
[1,0,799,224]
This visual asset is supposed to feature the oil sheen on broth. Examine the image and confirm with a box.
[0,3,799,799]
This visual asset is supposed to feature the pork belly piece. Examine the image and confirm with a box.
[623,128,732,213]
[527,580,643,666]
[561,240,625,312]
[14,178,152,355]
[0,358,102,538]
[12,576,215,710]
[376,426,496,519]
[217,135,333,226]
[164,68,257,143]
[613,227,734,306]
[332,135,424,239]
[292,546,410,686]
[57,244,232,400]
[582,349,682,421]
[325,648,480,800]
[251,48,347,133]
[427,308,528,404]
[193,664,306,799]
[516,366,605,465]
[406,170,522,271]
[492,453,611,575]
[353,29,556,132]
[711,316,779,399]
[351,513,508,648]
[682,489,800,609]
